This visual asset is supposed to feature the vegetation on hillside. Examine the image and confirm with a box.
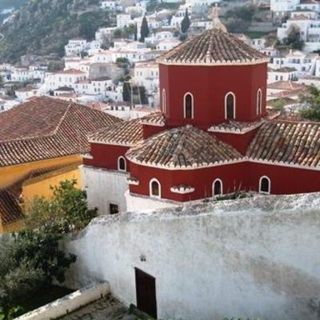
[299,85,320,121]
[0,0,27,11]
[0,0,114,63]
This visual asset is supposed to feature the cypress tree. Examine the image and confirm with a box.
[181,9,191,34]
[140,16,150,42]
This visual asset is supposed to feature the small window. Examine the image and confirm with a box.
[110,203,119,214]
[256,89,262,115]
[150,178,161,198]
[225,92,235,120]
[213,179,223,196]
[162,88,166,114]
[259,176,271,194]
[184,93,194,119]
[118,156,126,171]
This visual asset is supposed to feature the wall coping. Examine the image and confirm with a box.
[15,282,110,320]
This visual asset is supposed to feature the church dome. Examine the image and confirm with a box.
[157,29,268,66]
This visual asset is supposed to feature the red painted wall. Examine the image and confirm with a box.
[129,160,320,201]
[142,124,165,139]
[129,162,248,202]
[211,129,259,155]
[247,163,320,194]
[84,143,129,171]
[159,63,267,128]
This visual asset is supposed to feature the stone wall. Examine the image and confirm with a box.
[64,193,320,320]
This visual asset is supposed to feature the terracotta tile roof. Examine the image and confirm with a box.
[247,120,320,168]
[126,126,243,169]
[88,118,143,146]
[157,29,268,66]
[0,189,24,225]
[0,97,121,167]
[208,112,280,134]
[139,112,166,126]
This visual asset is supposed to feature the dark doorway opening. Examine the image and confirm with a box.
[109,203,119,214]
[135,268,157,319]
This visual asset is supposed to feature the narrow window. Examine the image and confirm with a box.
[225,92,235,120]
[109,203,119,214]
[162,88,166,114]
[150,179,161,198]
[257,89,262,115]
[213,179,223,196]
[118,156,126,171]
[259,176,271,194]
[184,93,193,119]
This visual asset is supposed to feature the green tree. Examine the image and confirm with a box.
[140,16,149,42]
[0,75,3,88]
[299,85,320,121]
[181,9,191,34]
[122,78,132,102]
[283,25,304,50]
[0,230,76,319]
[25,180,97,233]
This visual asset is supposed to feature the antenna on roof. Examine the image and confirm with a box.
[211,4,227,33]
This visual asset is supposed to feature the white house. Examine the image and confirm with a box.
[156,38,181,51]
[15,87,39,102]
[270,50,318,77]
[42,69,87,92]
[277,11,320,52]
[270,0,300,16]
[268,67,297,83]
[100,0,118,11]
[117,14,132,28]
[133,61,159,94]
[65,39,88,57]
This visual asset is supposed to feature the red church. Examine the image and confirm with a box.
[82,18,320,214]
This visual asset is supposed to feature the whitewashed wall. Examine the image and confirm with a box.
[81,165,128,215]
[65,193,320,320]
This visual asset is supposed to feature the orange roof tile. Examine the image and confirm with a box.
[0,97,121,167]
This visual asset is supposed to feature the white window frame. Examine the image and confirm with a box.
[117,156,127,172]
[256,89,262,115]
[212,178,223,196]
[162,88,166,114]
[259,175,271,194]
[149,178,161,199]
[183,92,194,119]
[224,91,236,120]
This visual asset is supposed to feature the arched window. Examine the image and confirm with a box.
[225,92,236,120]
[149,178,161,198]
[259,176,271,194]
[213,179,223,196]
[256,89,262,115]
[118,156,126,172]
[162,88,166,114]
[184,93,194,119]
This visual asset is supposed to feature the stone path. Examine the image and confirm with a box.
[59,294,140,320]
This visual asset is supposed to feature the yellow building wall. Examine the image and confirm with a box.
[0,155,82,189]
[2,220,23,234]
[22,166,82,203]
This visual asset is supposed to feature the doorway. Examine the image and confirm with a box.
[135,268,157,319]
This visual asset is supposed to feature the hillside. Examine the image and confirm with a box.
[0,0,27,11]
[0,0,114,63]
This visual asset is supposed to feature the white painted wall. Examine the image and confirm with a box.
[81,165,128,215]
[65,193,320,320]
[125,190,179,212]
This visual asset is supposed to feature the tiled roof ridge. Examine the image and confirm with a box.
[52,101,73,135]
